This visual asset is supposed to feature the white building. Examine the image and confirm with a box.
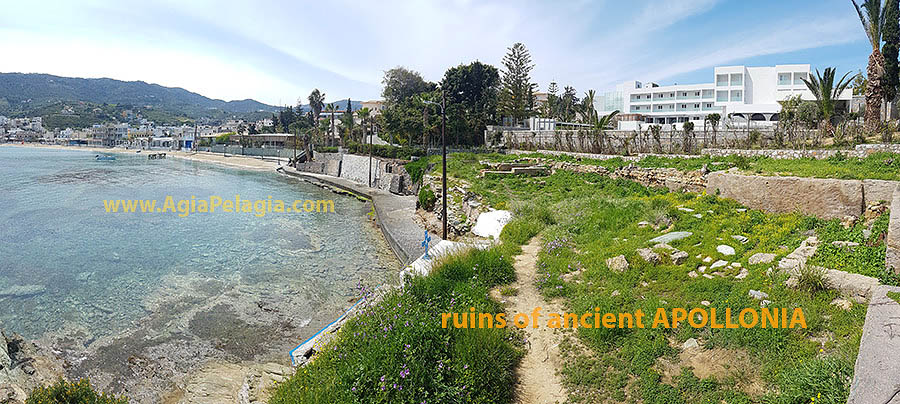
[596,64,854,130]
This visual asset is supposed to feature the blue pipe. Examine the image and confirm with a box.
[289,296,366,366]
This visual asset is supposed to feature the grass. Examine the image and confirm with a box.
[26,379,128,404]
[442,164,874,404]
[806,212,897,285]
[408,151,900,185]
[889,291,900,305]
[269,247,524,404]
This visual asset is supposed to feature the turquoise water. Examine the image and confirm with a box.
[0,146,398,342]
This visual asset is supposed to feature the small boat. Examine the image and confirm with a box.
[95,155,116,161]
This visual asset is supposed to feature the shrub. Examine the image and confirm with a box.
[797,264,828,292]
[418,185,436,211]
[26,379,128,404]
[343,141,425,160]
[268,247,522,404]
[771,357,853,404]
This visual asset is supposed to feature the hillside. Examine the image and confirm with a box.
[0,73,278,125]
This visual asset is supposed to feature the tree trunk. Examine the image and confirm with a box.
[865,50,886,133]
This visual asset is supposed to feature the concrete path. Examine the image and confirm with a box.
[849,285,900,404]
[278,166,436,265]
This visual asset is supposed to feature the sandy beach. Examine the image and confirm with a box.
[1,143,285,171]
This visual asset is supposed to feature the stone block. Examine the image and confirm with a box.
[848,285,900,404]
[887,185,900,274]
[707,172,864,219]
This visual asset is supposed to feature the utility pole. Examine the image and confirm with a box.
[441,92,447,240]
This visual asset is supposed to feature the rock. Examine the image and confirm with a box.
[748,253,776,265]
[637,248,660,264]
[471,210,513,239]
[682,338,700,350]
[637,221,649,228]
[678,207,695,212]
[712,272,725,277]
[735,268,749,279]
[736,208,747,212]
[731,262,742,268]
[702,274,714,279]
[688,271,699,278]
[716,245,736,256]
[702,256,712,263]
[760,299,772,307]
[841,215,858,229]
[649,231,692,244]
[700,300,710,306]
[710,260,728,269]
[731,235,749,244]
[749,290,769,300]
[671,250,689,265]
[0,333,9,370]
[832,241,860,249]
[862,229,873,239]
[0,284,46,298]
[653,243,674,250]
[831,297,852,311]
[698,266,707,273]
[847,286,900,404]
[693,214,702,218]
[606,255,629,272]
[611,290,620,297]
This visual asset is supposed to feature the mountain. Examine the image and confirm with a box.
[0,73,278,124]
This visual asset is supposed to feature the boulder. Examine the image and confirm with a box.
[710,260,728,269]
[748,253,776,265]
[606,255,629,272]
[706,172,864,219]
[648,231,692,244]
[637,248,660,264]
[671,250,689,265]
[682,338,700,350]
[716,245,736,256]
[748,290,769,300]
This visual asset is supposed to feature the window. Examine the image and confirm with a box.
[778,73,791,85]
[695,91,700,96]
[716,91,728,102]
[716,74,728,86]
[793,72,807,85]
[730,73,743,86]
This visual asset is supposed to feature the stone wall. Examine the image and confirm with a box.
[293,152,414,196]
[706,172,898,219]
[702,143,900,159]
[887,184,900,274]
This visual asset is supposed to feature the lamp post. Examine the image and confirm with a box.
[423,94,447,239]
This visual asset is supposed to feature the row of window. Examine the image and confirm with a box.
[631,102,721,112]
[631,89,716,101]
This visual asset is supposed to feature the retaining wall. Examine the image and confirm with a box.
[293,152,414,196]
[705,172,899,219]
[702,143,900,159]
[888,185,900,274]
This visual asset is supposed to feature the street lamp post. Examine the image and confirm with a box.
[423,94,447,239]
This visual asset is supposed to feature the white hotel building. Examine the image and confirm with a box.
[596,64,854,130]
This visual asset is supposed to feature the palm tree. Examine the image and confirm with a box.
[325,104,338,146]
[801,67,856,134]
[852,0,887,131]
[356,107,371,144]
[704,113,721,147]
[308,89,326,145]
[592,110,619,153]
[580,90,597,124]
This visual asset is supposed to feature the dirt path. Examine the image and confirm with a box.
[506,237,567,404]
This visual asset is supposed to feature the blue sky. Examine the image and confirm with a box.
[0,0,870,105]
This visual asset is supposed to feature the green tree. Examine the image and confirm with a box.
[852,70,868,96]
[544,82,559,119]
[580,90,597,124]
[308,89,326,145]
[852,0,888,130]
[560,86,579,122]
[704,113,721,146]
[801,68,856,132]
[883,0,900,108]
[498,42,536,125]
[592,110,618,153]
[440,61,500,146]
[382,67,434,106]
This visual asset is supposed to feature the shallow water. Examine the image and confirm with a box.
[0,147,399,341]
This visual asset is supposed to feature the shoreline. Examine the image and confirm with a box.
[1,142,411,403]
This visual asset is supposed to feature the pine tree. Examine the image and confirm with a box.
[883,0,899,112]
[498,43,536,125]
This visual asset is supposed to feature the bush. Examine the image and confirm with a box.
[268,247,522,404]
[26,379,128,404]
[343,141,425,160]
[418,185,437,211]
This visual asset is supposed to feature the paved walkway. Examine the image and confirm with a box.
[278,166,436,266]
